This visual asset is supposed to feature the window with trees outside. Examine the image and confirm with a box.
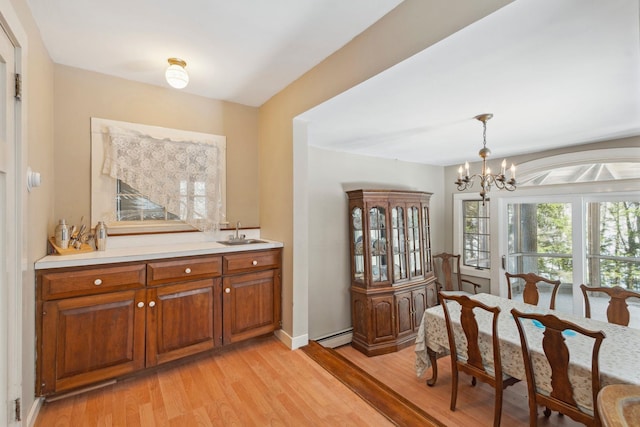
[463,200,490,270]
[506,199,639,316]
[586,201,639,290]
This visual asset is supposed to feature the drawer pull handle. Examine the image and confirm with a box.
[185,268,192,274]
[94,279,102,286]
[252,260,258,266]
[225,288,231,294]
[137,302,145,308]
[148,301,156,307]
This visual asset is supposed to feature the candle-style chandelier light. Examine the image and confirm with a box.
[455,113,516,204]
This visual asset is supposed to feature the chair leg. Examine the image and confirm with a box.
[471,376,477,386]
[543,407,551,417]
[450,367,459,411]
[493,385,503,427]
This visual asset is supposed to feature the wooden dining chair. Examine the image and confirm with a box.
[505,272,561,309]
[511,308,606,427]
[433,253,481,296]
[580,284,640,326]
[440,292,519,427]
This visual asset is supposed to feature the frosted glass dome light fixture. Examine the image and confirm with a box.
[165,58,189,89]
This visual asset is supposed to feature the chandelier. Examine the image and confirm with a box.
[455,113,516,203]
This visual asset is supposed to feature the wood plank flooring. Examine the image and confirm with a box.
[34,336,392,427]
[336,342,584,427]
[34,334,584,426]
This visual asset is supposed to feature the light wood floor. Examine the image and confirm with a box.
[34,335,584,426]
[336,343,583,427]
[34,336,392,427]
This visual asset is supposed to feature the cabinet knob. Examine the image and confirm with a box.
[148,301,156,307]
[94,279,102,286]
[184,267,192,274]
[137,302,145,308]
[252,260,258,266]
[225,288,231,294]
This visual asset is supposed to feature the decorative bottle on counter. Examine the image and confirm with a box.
[54,219,70,249]
[95,221,107,251]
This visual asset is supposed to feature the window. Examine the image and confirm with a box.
[116,180,180,221]
[453,194,491,278]
[506,202,573,283]
[462,200,490,269]
[587,201,640,290]
[91,118,226,234]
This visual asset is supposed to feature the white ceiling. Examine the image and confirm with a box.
[26,0,402,106]
[302,0,640,166]
[27,0,640,167]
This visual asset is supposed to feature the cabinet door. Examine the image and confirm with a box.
[370,294,396,344]
[146,278,221,366]
[395,291,413,340]
[40,289,146,395]
[411,287,427,332]
[426,281,438,308]
[366,204,391,285]
[223,269,281,344]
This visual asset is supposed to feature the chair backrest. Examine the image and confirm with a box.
[511,308,606,427]
[433,253,464,292]
[505,272,561,309]
[580,284,640,326]
[440,292,503,384]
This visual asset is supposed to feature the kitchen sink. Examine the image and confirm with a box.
[217,239,266,246]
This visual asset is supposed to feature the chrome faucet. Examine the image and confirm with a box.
[235,221,241,240]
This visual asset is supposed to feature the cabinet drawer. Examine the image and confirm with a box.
[40,264,146,300]
[147,256,222,285]
[223,249,281,274]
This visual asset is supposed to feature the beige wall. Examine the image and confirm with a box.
[307,147,444,339]
[53,65,260,228]
[259,0,513,344]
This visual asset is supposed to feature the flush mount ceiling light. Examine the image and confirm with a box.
[455,113,516,204]
[165,58,189,89]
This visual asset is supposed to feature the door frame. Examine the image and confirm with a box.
[0,1,27,425]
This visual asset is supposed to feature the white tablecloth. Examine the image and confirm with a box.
[414,293,640,411]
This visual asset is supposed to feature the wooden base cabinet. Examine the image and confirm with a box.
[40,288,147,395]
[222,250,282,344]
[347,190,437,356]
[350,282,435,356]
[36,248,282,397]
[146,278,222,367]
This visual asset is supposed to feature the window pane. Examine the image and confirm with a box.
[587,201,640,291]
[463,200,490,269]
[507,202,573,314]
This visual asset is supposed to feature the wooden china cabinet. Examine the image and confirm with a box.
[347,189,437,356]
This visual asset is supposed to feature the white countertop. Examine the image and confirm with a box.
[35,230,283,269]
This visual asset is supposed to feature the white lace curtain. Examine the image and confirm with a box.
[103,126,224,232]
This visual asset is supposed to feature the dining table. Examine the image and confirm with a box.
[414,293,640,412]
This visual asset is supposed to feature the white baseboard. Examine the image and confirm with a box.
[26,397,43,427]
[274,329,308,350]
[315,329,353,348]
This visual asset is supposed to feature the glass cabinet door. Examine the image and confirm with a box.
[407,206,422,277]
[369,206,388,282]
[352,207,364,283]
[422,205,433,275]
[391,206,407,281]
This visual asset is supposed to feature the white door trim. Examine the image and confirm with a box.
[0,1,27,425]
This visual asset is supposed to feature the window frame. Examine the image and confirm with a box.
[453,193,491,279]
